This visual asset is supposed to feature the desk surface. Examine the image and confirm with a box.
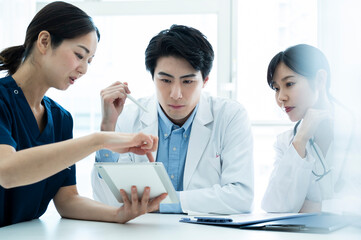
[1,213,360,240]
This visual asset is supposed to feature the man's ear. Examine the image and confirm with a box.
[37,30,52,55]
[202,76,209,88]
[315,69,327,90]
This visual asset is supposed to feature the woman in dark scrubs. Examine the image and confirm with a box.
[0,1,165,227]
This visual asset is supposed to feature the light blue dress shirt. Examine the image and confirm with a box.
[95,150,119,162]
[156,103,198,213]
[95,103,199,213]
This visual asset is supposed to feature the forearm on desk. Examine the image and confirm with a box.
[54,185,119,223]
[180,183,253,214]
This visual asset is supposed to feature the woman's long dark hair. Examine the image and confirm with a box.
[267,44,331,97]
[0,1,100,76]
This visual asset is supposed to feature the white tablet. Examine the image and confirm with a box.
[94,162,179,204]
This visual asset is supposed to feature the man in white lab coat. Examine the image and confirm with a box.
[91,25,254,214]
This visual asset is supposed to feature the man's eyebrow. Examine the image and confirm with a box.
[180,73,197,79]
[77,45,90,54]
[157,72,197,78]
[158,72,174,78]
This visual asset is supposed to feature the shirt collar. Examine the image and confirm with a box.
[157,103,199,137]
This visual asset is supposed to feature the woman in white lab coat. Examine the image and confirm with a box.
[261,44,354,213]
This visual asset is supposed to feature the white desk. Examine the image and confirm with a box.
[0,213,360,240]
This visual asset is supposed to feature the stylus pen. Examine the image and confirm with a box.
[126,94,148,113]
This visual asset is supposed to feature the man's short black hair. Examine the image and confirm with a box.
[145,24,214,80]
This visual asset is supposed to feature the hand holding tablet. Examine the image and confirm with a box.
[95,162,179,204]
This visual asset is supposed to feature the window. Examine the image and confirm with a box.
[237,0,317,123]
[236,0,317,211]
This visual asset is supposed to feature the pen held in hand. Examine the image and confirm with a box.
[126,94,148,113]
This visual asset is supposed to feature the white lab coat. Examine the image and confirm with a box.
[262,104,355,213]
[92,93,254,214]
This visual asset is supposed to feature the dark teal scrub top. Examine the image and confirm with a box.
[0,76,76,227]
